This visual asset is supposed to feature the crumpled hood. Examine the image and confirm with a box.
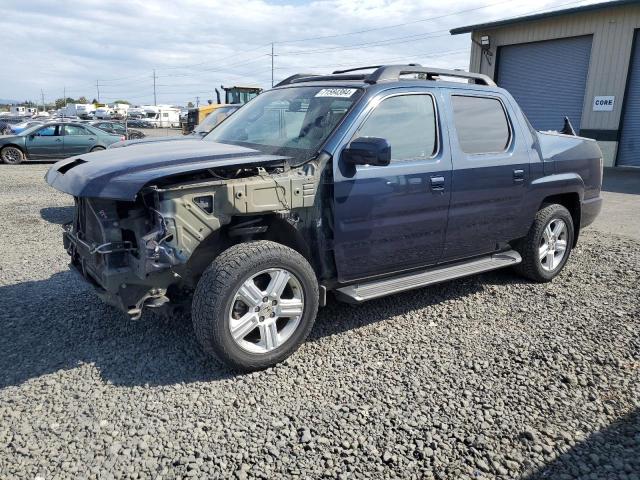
[45,139,287,201]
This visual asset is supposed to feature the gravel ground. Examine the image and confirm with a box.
[0,164,639,480]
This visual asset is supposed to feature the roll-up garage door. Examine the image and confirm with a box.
[617,30,640,167]
[497,35,593,132]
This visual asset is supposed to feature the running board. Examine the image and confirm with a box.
[335,250,521,303]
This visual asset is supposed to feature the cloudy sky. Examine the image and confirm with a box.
[1,0,601,106]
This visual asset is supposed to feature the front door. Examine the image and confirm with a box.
[333,91,452,282]
[441,90,531,261]
[25,124,63,158]
[63,124,97,156]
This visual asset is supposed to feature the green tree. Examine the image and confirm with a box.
[112,99,130,105]
[187,101,194,108]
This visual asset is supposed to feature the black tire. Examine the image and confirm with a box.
[1,145,25,164]
[90,146,105,152]
[192,240,319,371]
[514,204,574,282]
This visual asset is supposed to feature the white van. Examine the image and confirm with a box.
[141,105,181,128]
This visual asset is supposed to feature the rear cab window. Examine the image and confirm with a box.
[451,95,511,154]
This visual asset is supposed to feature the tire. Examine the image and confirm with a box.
[514,204,574,282]
[90,146,105,152]
[192,240,319,371]
[1,146,25,164]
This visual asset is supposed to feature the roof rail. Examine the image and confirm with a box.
[274,64,496,87]
[274,73,318,87]
[365,65,496,86]
[332,63,420,75]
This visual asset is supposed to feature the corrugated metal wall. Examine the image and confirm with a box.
[617,29,640,166]
[496,36,593,132]
[468,3,640,135]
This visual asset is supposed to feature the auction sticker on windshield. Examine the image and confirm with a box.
[315,88,357,98]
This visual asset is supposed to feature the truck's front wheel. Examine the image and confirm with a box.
[192,241,319,371]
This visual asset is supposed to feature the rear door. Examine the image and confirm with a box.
[333,89,453,282]
[441,90,531,261]
[25,124,63,158]
[63,125,98,156]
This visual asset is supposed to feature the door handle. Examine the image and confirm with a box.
[430,175,445,191]
[55,138,62,142]
[513,169,525,183]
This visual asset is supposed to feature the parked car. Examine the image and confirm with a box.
[108,104,238,149]
[126,118,154,129]
[46,65,603,371]
[0,121,13,135]
[9,120,44,134]
[90,121,145,140]
[0,122,124,164]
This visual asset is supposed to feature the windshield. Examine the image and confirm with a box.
[194,106,239,134]
[20,124,47,136]
[205,86,363,163]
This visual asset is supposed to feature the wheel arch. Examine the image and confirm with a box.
[1,143,26,154]
[184,214,316,286]
[539,192,581,247]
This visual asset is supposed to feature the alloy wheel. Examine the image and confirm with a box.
[1,147,23,164]
[228,268,305,354]
[539,218,568,271]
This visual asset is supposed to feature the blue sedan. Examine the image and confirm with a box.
[0,122,124,164]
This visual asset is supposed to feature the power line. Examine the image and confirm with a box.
[274,0,515,44]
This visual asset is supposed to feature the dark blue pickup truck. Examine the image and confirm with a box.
[46,65,603,371]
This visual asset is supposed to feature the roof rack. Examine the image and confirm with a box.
[273,73,318,87]
[276,64,496,87]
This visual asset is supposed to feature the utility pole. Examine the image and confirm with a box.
[96,80,100,103]
[153,69,157,106]
[196,96,200,108]
[40,89,45,114]
[63,86,66,118]
[268,43,278,87]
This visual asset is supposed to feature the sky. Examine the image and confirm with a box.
[0,0,604,107]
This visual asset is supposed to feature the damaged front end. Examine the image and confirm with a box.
[63,165,319,319]
[64,195,181,318]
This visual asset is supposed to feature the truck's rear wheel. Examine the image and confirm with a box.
[514,204,574,282]
[192,241,319,371]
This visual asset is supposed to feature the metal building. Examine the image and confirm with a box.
[451,0,640,167]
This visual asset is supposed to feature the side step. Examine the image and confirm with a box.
[335,250,521,303]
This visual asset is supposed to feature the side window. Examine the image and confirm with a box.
[64,125,90,136]
[36,125,58,136]
[355,94,438,162]
[451,95,511,154]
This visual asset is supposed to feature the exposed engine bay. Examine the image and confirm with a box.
[63,164,320,319]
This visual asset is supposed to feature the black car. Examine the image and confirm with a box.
[125,119,154,129]
[90,121,145,140]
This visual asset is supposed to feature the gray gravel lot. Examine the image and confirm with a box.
[0,164,639,479]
